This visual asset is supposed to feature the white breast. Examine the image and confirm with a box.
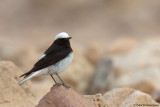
[48,52,73,74]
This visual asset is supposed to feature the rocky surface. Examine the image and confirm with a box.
[0,61,36,107]
[36,86,159,107]
[104,88,159,107]
[36,86,95,107]
[86,88,160,107]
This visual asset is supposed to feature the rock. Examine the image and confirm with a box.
[36,86,95,107]
[36,86,160,107]
[0,61,36,107]
[103,88,159,107]
[87,58,113,94]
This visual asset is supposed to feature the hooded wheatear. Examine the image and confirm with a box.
[18,32,73,88]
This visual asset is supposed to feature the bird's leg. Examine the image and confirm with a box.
[56,73,70,88]
[50,74,57,83]
[50,74,62,86]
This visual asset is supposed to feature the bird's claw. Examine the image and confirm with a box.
[53,83,70,88]
[53,83,63,87]
[62,83,70,88]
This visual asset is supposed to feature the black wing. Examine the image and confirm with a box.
[20,45,72,78]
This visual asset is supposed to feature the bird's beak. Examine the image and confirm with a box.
[68,37,72,39]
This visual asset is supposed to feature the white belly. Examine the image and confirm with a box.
[47,52,73,74]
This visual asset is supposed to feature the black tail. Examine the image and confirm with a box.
[19,71,32,78]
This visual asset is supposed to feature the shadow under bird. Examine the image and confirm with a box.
[18,32,73,88]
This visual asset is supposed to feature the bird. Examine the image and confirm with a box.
[18,32,73,88]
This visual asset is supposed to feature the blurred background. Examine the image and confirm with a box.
[0,0,160,104]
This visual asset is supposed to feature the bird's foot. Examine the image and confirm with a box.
[62,83,70,88]
[53,83,63,87]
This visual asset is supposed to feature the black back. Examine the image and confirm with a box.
[20,38,72,78]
